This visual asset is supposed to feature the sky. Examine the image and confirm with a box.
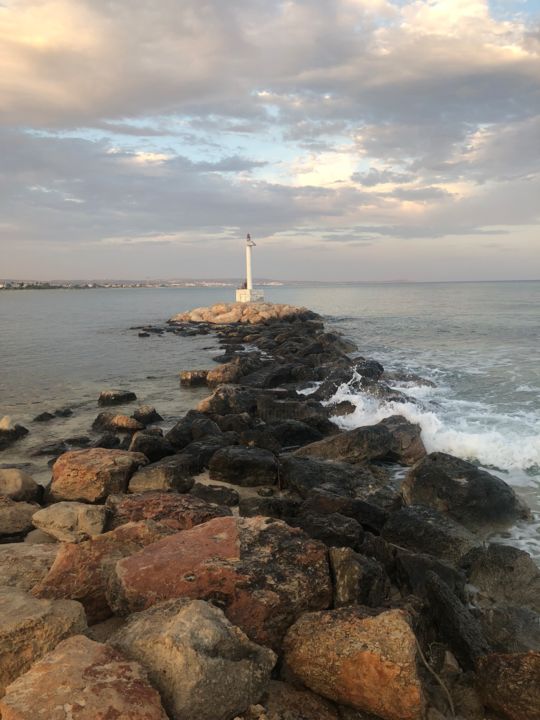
[0,0,539,281]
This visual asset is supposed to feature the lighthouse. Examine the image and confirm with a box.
[236,233,264,303]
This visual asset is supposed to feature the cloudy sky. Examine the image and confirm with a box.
[1,0,539,281]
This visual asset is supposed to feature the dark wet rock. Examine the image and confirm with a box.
[32,412,55,423]
[207,354,264,387]
[477,605,540,653]
[0,469,41,502]
[132,405,163,425]
[31,440,69,457]
[395,547,466,601]
[256,396,333,434]
[425,571,491,670]
[239,496,301,520]
[241,362,300,389]
[0,419,29,451]
[92,432,122,449]
[476,651,540,720]
[330,400,356,417]
[54,407,73,417]
[402,452,530,532]
[179,369,209,386]
[299,493,389,534]
[190,482,240,506]
[265,419,323,448]
[190,417,222,440]
[64,435,90,448]
[138,331,150,337]
[213,412,255,433]
[355,359,385,380]
[330,547,391,608]
[294,415,425,466]
[181,434,239,472]
[197,385,259,415]
[293,512,364,551]
[239,427,283,454]
[165,410,221,450]
[209,446,278,486]
[127,431,175,462]
[128,454,196,493]
[461,543,540,613]
[382,505,478,566]
[280,456,385,500]
[97,389,137,406]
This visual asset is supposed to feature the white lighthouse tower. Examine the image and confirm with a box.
[236,233,264,303]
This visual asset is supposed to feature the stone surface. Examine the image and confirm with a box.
[293,511,364,550]
[0,635,168,720]
[110,598,276,720]
[32,520,174,623]
[92,412,144,432]
[283,606,424,720]
[32,502,106,543]
[0,497,37,538]
[190,481,240,506]
[330,547,391,608]
[0,544,59,591]
[209,446,278,486]
[476,651,540,720]
[97,389,137,406]
[49,448,148,503]
[170,302,318,325]
[280,456,384,500]
[132,405,163,424]
[0,418,29,451]
[109,515,332,650]
[402,452,530,532]
[478,605,540,654]
[105,491,231,531]
[295,415,425,466]
[0,587,86,696]
[127,430,175,462]
[128,454,196,493]
[197,384,259,415]
[0,469,41,502]
[179,369,209,386]
[257,680,340,720]
[23,528,58,544]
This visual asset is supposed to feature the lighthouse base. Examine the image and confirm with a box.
[236,288,265,303]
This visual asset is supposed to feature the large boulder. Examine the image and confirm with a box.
[478,605,540,654]
[32,520,174,623]
[32,502,106,543]
[132,405,163,425]
[0,544,59,591]
[256,397,332,434]
[461,544,540,613]
[329,547,391,608]
[190,482,240,506]
[128,454,196,493]
[0,587,86,696]
[105,492,231,531]
[294,415,425,465]
[476,651,540,720]
[0,417,29,451]
[109,515,332,650]
[0,635,168,720]
[49,448,148,503]
[0,498,37,538]
[381,506,478,566]
[170,302,318,325]
[292,511,364,551]
[97,389,137,406]
[127,431,175,462]
[209,446,278,486]
[92,412,144,433]
[402,453,530,532]
[0,469,41,502]
[283,606,424,720]
[110,599,276,720]
[197,384,259,415]
[280,456,384,500]
[206,355,263,387]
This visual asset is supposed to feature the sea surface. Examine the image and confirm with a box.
[1,282,539,557]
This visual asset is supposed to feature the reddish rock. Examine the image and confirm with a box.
[105,491,231,531]
[476,651,540,720]
[0,635,168,720]
[32,520,174,623]
[109,515,332,650]
[283,606,424,720]
[260,680,340,719]
[49,448,148,503]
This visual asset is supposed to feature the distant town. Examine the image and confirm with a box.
[0,279,285,290]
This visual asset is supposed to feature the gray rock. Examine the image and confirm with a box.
[0,468,41,502]
[0,497,38,538]
[128,455,196,493]
[32,502,107,543]
[209,446,278,486]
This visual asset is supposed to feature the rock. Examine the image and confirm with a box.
[180,369,209,386]
[92,411,144,432]
[132,405,163,424]
[214,412,255,433]
[197,384,259,415]
[92,431,121,449]
[280,456,383,500]
[330,547,391,608]
[394,548,466,601]
[424,571,491,670]
[265,419,323,448]
[105,492,231,531]
[209,446,278,486]
[54,407,73,417]
[190,417,223,440]
[256,397,332,434]
[207,355,264,387]
[293,511,364,550]
[0,418,29,451]
[0,497,37,538]
[23,528,58,544]
[283,606,424,720]
[0,635,168,720]
[32,520,174,623]
[239,496,301,520]
[476,651,540,720]
[402,452,530,532]
[381,506,478,566]
[295,415,425,466]
[97,389,137,406]
[165,410,221,449]
[300,492,389,534]
[49,448,148,503]
[127,430,175,461]
[190,482,240,506]
[478,605,540,653]
[461,544,540,613]
[0,544,59,591]
[0,469,41,502]
[110,598,276,720]
[128,454,195,493]
[257,680,340,720]
[109,515,332,650]
[241,363,300,389]
[32,502,107,543]
[32,411,55,422]
[0,587,86,696]
[170,302,319,325]
[182,434,239,471]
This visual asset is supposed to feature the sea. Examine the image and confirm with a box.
[1,282,539,559]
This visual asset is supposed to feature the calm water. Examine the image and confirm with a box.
[1,282,539,555]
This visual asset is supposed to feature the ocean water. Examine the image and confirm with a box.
[1,282,539,556]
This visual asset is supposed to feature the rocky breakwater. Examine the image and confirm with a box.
[0,300,538,720]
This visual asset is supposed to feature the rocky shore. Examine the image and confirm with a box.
[1,301,539,720]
